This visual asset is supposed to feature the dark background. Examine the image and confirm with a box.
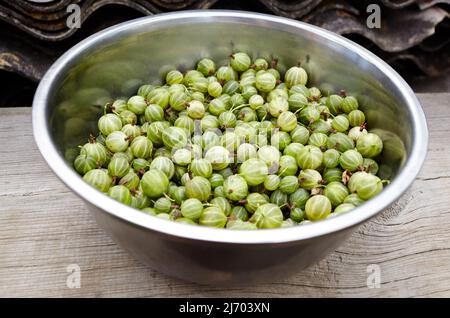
[0,0,449,107]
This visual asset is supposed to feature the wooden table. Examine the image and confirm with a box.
[1,93,449,298]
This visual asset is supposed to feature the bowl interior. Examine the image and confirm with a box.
[50,13,409,180]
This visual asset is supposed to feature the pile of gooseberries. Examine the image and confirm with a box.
[74,52,388,230]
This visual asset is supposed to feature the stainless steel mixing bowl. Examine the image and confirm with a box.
[32,11,428,284]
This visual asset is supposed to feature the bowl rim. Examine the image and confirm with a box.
[32,10,428,244]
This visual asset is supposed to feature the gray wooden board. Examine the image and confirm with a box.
[1,93,449,297]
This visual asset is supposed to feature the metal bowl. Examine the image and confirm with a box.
[32,11,428,284]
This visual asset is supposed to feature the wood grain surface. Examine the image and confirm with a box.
[1,93,449,298]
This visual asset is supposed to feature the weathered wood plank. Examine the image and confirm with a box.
[0,93,449,297]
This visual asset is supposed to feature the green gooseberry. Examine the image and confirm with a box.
[214,185,225,198]
[277,111,297,132]
[223,175,248,201]
[83,169,112,192]
[323,149,340,168]
[297,145,323,170]
[108,185,132,205]
[298,169,323,190]
[298,106,320,125]
[325,95,343,115]
[74,154,96,175]
[175,218,197,225]
[130,136,153,159]
[305,195,332,221]
[251,203,283,229]
[127,95,147,115]
[199,206,227,228]
[255,72,277,93]
[279,175,300,194]
[147,87,170,108]
[208,81,222,98]
[141,169,169,198]
[109,99,128,113]
[190,158,213,178]
[161,126,188,150]
[216,66,238,82]
[341,96,359,113]
[290,207,305,222]
[172,186,186,205]
[239,158,269,186]
[271,131,291,151]
[240,83,257,100]
[309,119,332,134]
[268,97,289,117]
[202,115,219,132]
[197,58,216,76]
[230,206,249,221]
[291,125,310,144]
[363,158,379,175]
[278,155,298,177]
[222,80,240,95]
[131,158,150,174]
[339,149,363,171]
[119,110,138,125]
[205,146,231,170]
[348,109,365,127]
[355,174,383,200]
[210,197,232,216]
[147,121,170,146]
[172,148,192,166]
[202,131,221,151]
[252,58,268,71]
[236,143,257,163]
[150,156,175,179]
[331,115,349,132]
[165,70,184,85]
[348,126,368,142]
[344,193,365,206]
[289,188,310,209]
[283,143,304,158]
[80,140,108,166]
[185,176,211,201]
[288,93,308,110]
[105,131,129,152]
[238,107,257,122]
[264,174,281,191]
[327,132,355,152]
[356,133,383,158]
[270,189,288,207]
[169,91,190,111]
[230,52,251,72]
[154,197,172,214]
[244,193,268,214]
[98,113,122,135]
[348,171,369,193]
[180,198,203,220]
[209,173,224,188]
[249,94,264,110]
[226,220,258,230]
[118,170,140,190]
[108,156,130,178]
[284,66,308,88]
[257,145,281,173]
[334,203,356,214]
[323,181,349,207]
[121,124,141,139]
[308,132,328,150]
[141,207,157,216]
[322,167,343,184]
